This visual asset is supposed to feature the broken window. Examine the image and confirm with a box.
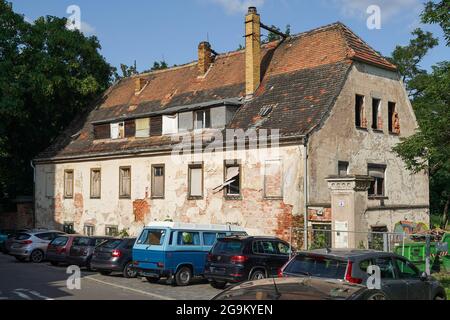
[264,160,283,199]
[195,109,211,130]
[151,165,165,199]
[368,164,386,197]
[105,225,119,237]
[119,167,131,198]
[372,98,382,130]
[64,170,74,199]
[135,118,150,138]
[84,225,95,237]
[188,163,203,198]
[162,114,178,135]
[111,122,125,140]
[338,161,349,177]
[388,102,400,134]
[90,169,101,199]
[355,95,366,128]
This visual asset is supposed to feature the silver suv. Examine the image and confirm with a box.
[9,230,66,263]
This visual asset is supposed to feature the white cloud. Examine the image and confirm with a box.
[209,0,265,14]
[332,0,422,20]
[80,21,96,36]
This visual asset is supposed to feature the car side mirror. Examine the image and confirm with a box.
[420,272,429,282]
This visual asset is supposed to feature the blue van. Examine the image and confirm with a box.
[132,222,247,286]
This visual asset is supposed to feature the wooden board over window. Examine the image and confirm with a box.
[119,167,131,198]
[188,163,203,199]
[151,164,165,199]
[64,170,74,199]
[90,169,101,199]
[135,118,150,138]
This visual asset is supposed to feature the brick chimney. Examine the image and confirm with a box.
[198,41,213,76]
[135,77,146,94]
[245,6,261,98]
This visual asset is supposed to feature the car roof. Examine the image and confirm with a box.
[300,249,396,259]
[218,236,283,241]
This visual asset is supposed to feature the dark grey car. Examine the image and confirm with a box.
[91,238,137,278]
[280,249,447,300]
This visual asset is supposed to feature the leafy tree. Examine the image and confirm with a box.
[119,61,138,78]
[422,0,450,46]
[0,0,113,202]
[392,2,450,229]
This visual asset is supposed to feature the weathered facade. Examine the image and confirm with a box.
[34,8,429,246]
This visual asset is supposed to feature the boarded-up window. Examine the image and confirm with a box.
[355,95,366,128]
[64,170,74,199]
[94,124,111,140]
[119,167,131,198]
[90,169,101,199]
[151,165,165,199]
[135,118,150,138]
[368,164,386,197]
[111,122,125,139]
[264,160,283,199]
[45,172,55,197]
[150,116,163,136]
[188,164,203,198]
[163,114,178,135]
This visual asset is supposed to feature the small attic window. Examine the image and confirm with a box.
[259,105,273,117]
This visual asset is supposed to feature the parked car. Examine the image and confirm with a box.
[91,238,137,278]
[46,235,80,266]
[133,222,247,286]
[0,229,14,253]
[204,236,293,289]
[213,277,388,300]
[9,230,66,263]
[280,249,447,300]
[65,236,112,270]
[3,229,31,254]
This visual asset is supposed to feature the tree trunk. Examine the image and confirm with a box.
[441,196,450,230]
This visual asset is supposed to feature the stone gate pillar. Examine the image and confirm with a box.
[326,176,373,249]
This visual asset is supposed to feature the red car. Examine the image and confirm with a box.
[46,235,80,266]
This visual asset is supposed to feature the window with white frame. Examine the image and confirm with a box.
[111,122,125,139]
[195,109,211,130]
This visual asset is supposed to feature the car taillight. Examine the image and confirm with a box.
[345,261,363,284]
[277,268,284,278]
[231,255,248,264]
[111,249,122,258]
[207,253,213,262]
[21,240,32,245]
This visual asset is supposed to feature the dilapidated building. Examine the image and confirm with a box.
[34,7,429,247]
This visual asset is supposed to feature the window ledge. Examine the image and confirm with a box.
[225,195,242,201]
[372,129,384,134]
[151,196,165,200]
[188,196,204,201]
[389,132,400,137]
[356,127,368,132]
[368,196,389,200]
[119,196,131,200]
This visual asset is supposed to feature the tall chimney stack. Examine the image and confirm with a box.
[245,6,261,98]
[198,41,213,76]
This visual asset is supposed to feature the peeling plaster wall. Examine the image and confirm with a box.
[308,62,430,231]
[35,146,304,238]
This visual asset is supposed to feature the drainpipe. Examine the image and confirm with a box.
[303,136,309,250]
[30,161,36,228]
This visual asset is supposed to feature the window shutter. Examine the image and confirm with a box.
[94,124,111,140]
[135,118,150,138]
[110,123,120,139]
[150,116,163,136]
[190,167,203,197]
[125,120,136,138]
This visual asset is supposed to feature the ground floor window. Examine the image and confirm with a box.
[63,222,75,234]
[369,226,388,251]
[311,224,332,249]
[84,225,95,236]
[105,225,119,237]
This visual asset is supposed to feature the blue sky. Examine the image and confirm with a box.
[9,0,448,72]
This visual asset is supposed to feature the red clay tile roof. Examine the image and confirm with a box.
[36,22,397,161]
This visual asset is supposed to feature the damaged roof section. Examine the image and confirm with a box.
[36,22,397,162]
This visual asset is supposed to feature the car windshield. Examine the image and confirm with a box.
[99,239,122,249]
[284,255,347,279]
[137,229,166,246]
[212,239,244,255]
[51,237,68,246]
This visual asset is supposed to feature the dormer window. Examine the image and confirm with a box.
[111,122,125,140]
[195,109,211,130]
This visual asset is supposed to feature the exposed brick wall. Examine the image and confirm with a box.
[133,199,150,223]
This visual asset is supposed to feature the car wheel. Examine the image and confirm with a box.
[250,270,266,281]
[30,250,44,263]
[360,290,387,300]
[175,266,192,286]
[50,261,59,267]
[146,277,160,284]
[210,280,227,290]
[123,262,137,278]
[100,271,112,276]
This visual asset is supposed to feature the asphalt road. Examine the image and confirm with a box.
[0,253,220,300]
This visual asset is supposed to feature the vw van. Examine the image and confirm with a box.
[132,222,247,286]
